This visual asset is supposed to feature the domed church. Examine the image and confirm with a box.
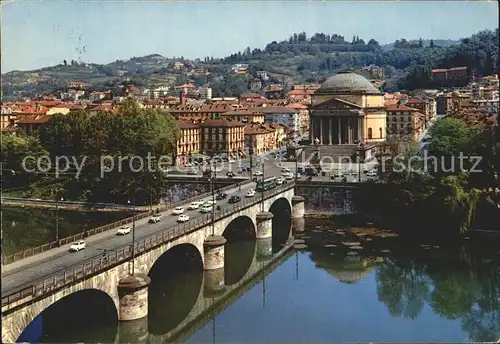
[309,71,387,157]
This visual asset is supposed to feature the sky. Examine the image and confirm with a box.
[1,0,498,73]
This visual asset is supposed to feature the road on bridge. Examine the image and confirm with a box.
[1,181,268,294]
[2,153,344,296]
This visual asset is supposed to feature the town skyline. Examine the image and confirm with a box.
[2,0,498,73]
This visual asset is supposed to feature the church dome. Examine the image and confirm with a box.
[319,71,381,94]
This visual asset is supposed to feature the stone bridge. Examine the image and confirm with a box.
[121,243,295,344]
[1,184,305,343]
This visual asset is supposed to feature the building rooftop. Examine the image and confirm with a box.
[319,71,381,94]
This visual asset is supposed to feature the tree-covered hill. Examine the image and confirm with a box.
[1,29,498,98]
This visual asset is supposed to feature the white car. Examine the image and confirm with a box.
[177,214,190,222]
[149,215,162,223]
[204,199,216,205]
[276,177,284,185]
[116,225,131,235]
[228,158,236,163]
[367,171,377,177]
[172,206,184,215]
[253,171,263,176]
[245,189,256,197]
[284,173,294,180]
[281,167,291,173]
[70,240,86,252]
[187,202,201,210]
[200,204,213,213]
[296,173,301,179]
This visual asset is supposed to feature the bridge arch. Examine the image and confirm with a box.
[17,288,118,343]
[269,197,292,251]
[147,243,204,335]
[222,215,256,285]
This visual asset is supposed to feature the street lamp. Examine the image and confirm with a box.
[55,195,64,246]
[248,136,253,181]
[294,146,303,193]
[127,199,136,276]
[356,142,364,183]
[210,167,216,236]
[260,159,265,211]
[149,174,157,212]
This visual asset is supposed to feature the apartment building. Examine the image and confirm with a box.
[385,104,426,142]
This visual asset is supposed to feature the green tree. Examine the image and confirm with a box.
[0,132,49,188]
[427,118,479,176]
[37,99,181,204]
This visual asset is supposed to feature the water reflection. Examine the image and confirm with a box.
[148,270,204,335]
[375,253,500,342]
[190,226,500,342]
[311,250,383,284]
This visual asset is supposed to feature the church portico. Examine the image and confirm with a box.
[312,113,363,145]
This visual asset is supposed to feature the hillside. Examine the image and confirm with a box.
[1,30,497,99]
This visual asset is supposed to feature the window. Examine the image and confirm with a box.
[367,127,372,139]
[379,127,383,138]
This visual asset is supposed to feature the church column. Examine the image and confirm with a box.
[319,117,324,144]
[310,117,314,140]
[357,117,362,143]
[347,117,352,145]
[329,118,333,145]
[337,117,341,144]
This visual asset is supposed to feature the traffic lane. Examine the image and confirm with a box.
[2,182,258,293]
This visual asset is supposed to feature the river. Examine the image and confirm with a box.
[16,218,500,343]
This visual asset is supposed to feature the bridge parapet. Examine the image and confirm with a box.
[1,182,295,310]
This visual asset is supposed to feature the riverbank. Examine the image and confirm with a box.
[0,200,144,212]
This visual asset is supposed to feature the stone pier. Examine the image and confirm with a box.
[203,268,226,297]
[117,273,151,321]
[203,235,227,297]
[255,212,274,239]
[291,196,305,234]
[291,196,305,218]
[255,237,273,262]
[116,315,149,343]
[203,235,227,270]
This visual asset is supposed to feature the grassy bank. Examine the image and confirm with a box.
[2,179,82,201]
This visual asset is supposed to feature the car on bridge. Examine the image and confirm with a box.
[204,199,216,205]
[116,225,131,235]
[188,201,202,210]
[276,177,284,185]
[216,192,228,200]
[253,170,263,176]
[245,189,256,197]
[69,240,86,252]
[200,204,213,213]
[283,172,294,180]
[366,170,377,177]
[177,214,190,222]
[172,206,185,215]
[228,195,241,204]
[149,215,162,223]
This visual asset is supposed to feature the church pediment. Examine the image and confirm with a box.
[312,97,362,110]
